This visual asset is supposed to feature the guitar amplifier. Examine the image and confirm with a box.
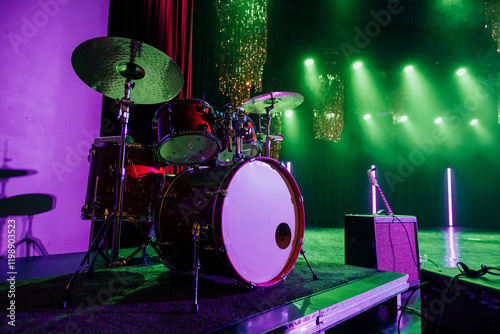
[344,214,420,285]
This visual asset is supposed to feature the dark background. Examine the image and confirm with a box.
[107,0,500,229]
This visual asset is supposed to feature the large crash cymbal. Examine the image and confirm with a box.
[71,37,184,104]
[242,91,304,114]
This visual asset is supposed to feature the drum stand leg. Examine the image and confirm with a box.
[191,222,203,313]
[141,225,155,262]
[58,213,115,309]
[118,217,164,266]
[300,248,319,280]
[59,78,170,308]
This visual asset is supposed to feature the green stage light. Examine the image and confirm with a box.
[456,68,466,76]
[435,117,443,124]
[470,119,478,125]
[363,114,371,120]
[353,61,362,69]
[285,109,293,117]
[404,65,414,73]
[305,59,314,66]
[400,115,408,122]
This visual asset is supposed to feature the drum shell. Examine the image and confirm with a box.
[155,157,305,286]
[155,99,215,140]
[82,142,162,221]
[154,98,220,165]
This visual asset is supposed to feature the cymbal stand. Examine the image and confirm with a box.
[234,111,245,160]
[224,105,244,162]
[264,92,276,158]
[191,221,202,313]
[224,106,234,157]
[110,78,134,266]
[58,79,156,309]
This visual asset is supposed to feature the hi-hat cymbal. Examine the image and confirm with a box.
[256,133,284,142]
[0,168,37,179]
[71,37,184,104]
[242,91,304,114]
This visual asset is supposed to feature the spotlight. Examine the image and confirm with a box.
[363,114,371,120]
[401,115,408,122]
[353,61,362,69]
[404,65,414,73]
[457,68,466,76]
[470,119,478,125]
[305,59,314,66]
[285,110,293,117]
[435,117,443,124]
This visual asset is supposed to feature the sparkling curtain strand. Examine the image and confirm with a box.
[313,74,344,142]
[216,0,268,107]
[486,1,500,53]
[387,89,408,125]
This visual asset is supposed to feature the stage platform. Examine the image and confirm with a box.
[0,248,408,334]
[207,271,408,333]
[4,226,500,333]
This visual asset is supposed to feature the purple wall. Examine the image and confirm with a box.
[0,0,109,258]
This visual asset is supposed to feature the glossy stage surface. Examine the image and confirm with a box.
[1,226,499,333]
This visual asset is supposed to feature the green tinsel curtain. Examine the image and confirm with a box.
[215,0,268,107]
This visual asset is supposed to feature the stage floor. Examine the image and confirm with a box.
[1,227,499,333]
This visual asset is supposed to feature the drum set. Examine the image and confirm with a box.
[60,37,317,311]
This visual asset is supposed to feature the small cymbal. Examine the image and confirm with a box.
[242,92,304,114]
[72,37,184,104]
[256,133,284,142]
[0,168,37,179]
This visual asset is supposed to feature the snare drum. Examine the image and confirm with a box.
[154,98,220,165]
[155,157,305,287]
[82,142,162,221]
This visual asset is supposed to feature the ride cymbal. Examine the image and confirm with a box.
[242,91,304,114]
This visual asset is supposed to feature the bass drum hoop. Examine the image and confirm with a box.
[155,157,305,287]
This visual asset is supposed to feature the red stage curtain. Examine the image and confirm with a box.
[105,0,194,173]
[143,0,193,98]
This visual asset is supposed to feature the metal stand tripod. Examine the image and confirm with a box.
[58,79,164,308]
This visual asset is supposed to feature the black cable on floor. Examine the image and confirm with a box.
[397,281,430,334]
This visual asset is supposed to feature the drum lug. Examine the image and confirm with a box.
[245,282,256,289]
[281,274,287,281]
[205,190,227,198]
[299,195,304,203]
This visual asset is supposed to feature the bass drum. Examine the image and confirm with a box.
[155,157,305,287]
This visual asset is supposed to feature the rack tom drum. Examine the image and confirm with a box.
[154,98,220,166]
